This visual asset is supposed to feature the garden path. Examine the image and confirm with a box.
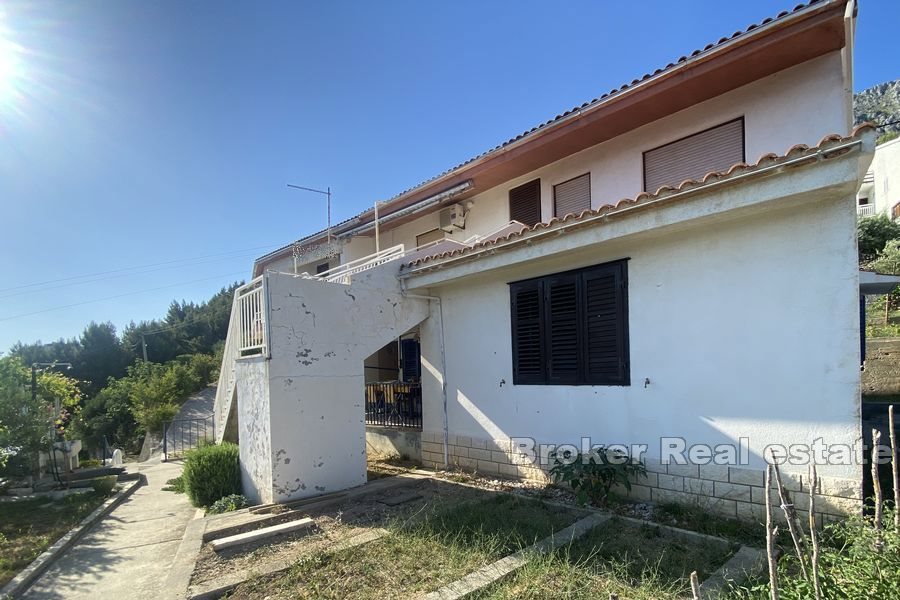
[21,458,196,600]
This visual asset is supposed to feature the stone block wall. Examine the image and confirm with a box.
[420,431,863,523]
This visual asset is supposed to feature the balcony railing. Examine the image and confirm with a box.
[214,276,268,440]
[316,244,406,285]
[365,381,422,429]
[857,204,876,218]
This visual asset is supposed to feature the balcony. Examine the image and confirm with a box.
[857,204,876,219]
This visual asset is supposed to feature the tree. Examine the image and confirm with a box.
[76,322,130,395]
[872,239,900,275]
[858,215,900,260]
[0,356,81,475]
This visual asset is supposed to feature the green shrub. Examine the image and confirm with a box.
[549,446,646,507]
[858,214,900,259]
[140,403,179,435]
[726,509,900,599]
[181,442,241,507]
[207,494,249,514]
[162,475,185,493]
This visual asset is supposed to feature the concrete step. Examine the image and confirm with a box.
[209,517,316,552]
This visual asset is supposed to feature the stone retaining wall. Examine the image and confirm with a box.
[420,431,862,523]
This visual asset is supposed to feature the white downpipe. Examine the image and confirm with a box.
[401,289,449,469]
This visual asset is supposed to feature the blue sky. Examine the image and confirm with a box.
[1,0,898,353]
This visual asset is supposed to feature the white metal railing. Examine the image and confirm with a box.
[236,278,267,354]
[857,204,877,218]
[315,244,406,284]
[214,276,268,440]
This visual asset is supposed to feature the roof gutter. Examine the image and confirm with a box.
[400,138,865,279]
[371,0,841,212]
[337,180,473,239]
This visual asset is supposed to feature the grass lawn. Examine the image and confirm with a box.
[865,296,900,338]
[0,492,108,586]
[226,494,583,599]
[472,518,734,599]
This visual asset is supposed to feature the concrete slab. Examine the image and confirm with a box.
[377,491,422,506]
[209,517,315,551]
[699,545,767,598]
[19,458,196,600]
[187,527,388,600]
[423,513,610,600]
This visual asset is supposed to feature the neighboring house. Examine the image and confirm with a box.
[856,135,900,219]
[216,0,876,522]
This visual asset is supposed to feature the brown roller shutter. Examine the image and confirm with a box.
[553,173,591,218]
[643,118,744,193]
[509,178,542,227]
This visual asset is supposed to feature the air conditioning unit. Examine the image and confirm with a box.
[439,203,467,232]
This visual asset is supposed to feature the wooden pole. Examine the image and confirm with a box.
[690,570,702,599]
[890,405,899,534]
[769,453,808,580]
[808,465,822,600]
[873,428,884,552]
[765,464,779,600]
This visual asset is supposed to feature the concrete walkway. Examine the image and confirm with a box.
[22,459,197,600]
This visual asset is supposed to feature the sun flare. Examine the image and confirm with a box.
[0,14,26,108]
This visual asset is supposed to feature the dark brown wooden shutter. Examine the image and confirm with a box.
[544,275,580,384]
[643,118,744,193]
[510,280,544,384]
[553,173,591,218]
[509,179,542,227]
[583,262,629,385]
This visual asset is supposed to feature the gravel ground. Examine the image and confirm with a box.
[191,477,504,587]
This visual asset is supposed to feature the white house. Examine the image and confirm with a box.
[856,135,900,219]
[216,0,877,522]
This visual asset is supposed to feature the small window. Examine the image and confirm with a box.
[509,178,542,227]
[316,262,330,274]
[509,260,629,386]
[858,197,869,206]
[554,173,591,217]
[416,228,445,247]
[643,118,745,193]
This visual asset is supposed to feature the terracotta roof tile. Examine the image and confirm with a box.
[257,0,838,270]
[402,123,877,271]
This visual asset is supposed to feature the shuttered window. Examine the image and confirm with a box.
[509,179,542,227]
[553,173,591,218]
[510,260,629,386]
[643,118,745,193]
[416,228,445,247]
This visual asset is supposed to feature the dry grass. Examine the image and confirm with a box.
[226,494,582,599]
[0,492,107,586]
[473,518,733,599]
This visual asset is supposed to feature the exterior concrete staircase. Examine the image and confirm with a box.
[213,246,431,504]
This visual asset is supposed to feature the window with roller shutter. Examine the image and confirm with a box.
[643,118,745,193]
[553,173,591,218]
[510,259,629,386]
[509,178,542,227]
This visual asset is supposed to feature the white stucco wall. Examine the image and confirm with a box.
[235,356,273,504]
[369,53,849,255]
[413,155,866,482]
[241,264,430,503]
[861,137,900,216]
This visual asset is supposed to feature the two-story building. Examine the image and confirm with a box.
[216,0,876,523]
[856,135,900,219]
